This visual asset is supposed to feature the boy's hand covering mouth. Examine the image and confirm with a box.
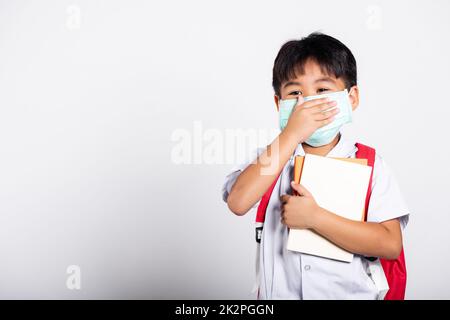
[281,97,339,144]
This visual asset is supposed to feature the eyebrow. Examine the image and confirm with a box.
[282,81,301,88]
[282,77,337,89]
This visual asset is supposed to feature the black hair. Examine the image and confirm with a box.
[272,32,357,97]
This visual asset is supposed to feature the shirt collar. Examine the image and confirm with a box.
[292,131,357,159]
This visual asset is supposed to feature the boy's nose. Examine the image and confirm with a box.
[302,91,315,98]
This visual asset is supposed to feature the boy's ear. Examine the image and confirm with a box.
[274,95,280,112]
[349,86,360,111]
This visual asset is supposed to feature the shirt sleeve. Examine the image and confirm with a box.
[221,147,266,209]
[366,153,410,230]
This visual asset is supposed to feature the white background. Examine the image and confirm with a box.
[0,0,449,299]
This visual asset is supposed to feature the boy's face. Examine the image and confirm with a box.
[275,59,359,112]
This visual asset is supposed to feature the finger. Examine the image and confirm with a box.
[290,96,305,114]
[280,195,290,204]
[300,97,330,109]
[290,181,312,197]
[318,116,335,127]
[313,107,339,120]
[311,100,337,114]
[295,95,305,107]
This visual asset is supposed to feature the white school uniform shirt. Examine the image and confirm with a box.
[222,132,410,300]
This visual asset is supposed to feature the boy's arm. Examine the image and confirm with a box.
[281,182,403,260]
[312,208,402,260]
[227,97,338,215]
[226,129,297,215]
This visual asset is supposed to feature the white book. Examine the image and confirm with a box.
[286,153,372,262]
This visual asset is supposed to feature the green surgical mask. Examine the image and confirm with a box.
[278,89,353,147]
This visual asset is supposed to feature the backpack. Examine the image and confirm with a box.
[254,143,407,300]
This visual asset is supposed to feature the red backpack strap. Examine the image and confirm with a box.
[255,175,280,243]
[356,142,407,300]
[355,143,376,222]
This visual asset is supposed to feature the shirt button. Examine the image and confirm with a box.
[304,265,311,271]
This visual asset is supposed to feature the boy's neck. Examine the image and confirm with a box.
[302,133,341,157]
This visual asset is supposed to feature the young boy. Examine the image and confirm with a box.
[222,33,410,299]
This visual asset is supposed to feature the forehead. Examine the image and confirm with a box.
[281,58,348,90]
[290,58,336,82]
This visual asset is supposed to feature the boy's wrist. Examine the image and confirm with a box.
[310,205,326,230]
[280,127,303,145]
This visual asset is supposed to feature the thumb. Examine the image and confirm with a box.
[291,181,312,197]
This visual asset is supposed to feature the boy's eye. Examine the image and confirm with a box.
[317,88,331,93]
[289,91,302,96]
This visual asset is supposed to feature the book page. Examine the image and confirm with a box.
[287,153,372,262]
